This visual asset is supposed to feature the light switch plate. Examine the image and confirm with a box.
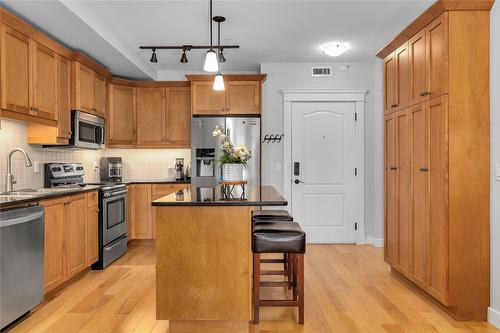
[275,163,282,173]
[33,161,40,173]
[496,163,500,181]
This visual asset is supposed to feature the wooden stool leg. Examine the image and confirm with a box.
[297,253,304,325]
[287,253,293,288]
[293,254,298,300]
[253,253,261,324]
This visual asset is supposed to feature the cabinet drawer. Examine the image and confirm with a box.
[86,190,99,207]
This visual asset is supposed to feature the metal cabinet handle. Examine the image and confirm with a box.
[419,167,429,172]
[390,166,398,171]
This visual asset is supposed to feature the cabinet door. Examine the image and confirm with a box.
[42,197,66,293]
[108,84,136,145]
[426,95,449,305]
[226,81,261,114]
[31,41,57,120]
[1,24,30,114]
[410,102,427,288]
[409,30,427,106]
[86,194,99,266]
[191,81,225,115]
[58,56,71,139]
[395,42,410,111]
[136,87,165,145]
[384,52,396,114]
[396,110,412,277]
[92,72,107,117]
[130,184,152,239]
[166,87,191,146]
[66,194,87,278]
[75,63,93,113]
[384,114,397,266]
[426,12,448,99]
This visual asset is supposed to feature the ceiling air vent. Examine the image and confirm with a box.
[311,66,332,77]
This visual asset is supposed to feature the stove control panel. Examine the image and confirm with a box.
[45,163,85,179]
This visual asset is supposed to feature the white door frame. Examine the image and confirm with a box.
[282,89,367,244]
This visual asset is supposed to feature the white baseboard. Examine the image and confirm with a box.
[356,229,366,245]
[488,307,500,328]
[365,236,384,248]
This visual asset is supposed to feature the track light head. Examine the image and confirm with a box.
[150,49,158,63]
[180,50,188,63]
[219,49,226,63]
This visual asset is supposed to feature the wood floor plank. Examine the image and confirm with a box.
[4,242,499,333]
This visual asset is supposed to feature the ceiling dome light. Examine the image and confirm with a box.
[213,72,225,91]
[204,49,219,72]
[321,42,348,57]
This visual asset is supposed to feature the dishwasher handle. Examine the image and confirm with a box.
[0,209,44,228]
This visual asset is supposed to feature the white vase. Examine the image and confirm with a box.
[222,163,244,182]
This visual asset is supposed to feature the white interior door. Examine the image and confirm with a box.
[291,102,358,243]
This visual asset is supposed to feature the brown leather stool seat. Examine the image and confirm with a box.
[252,209,293,222]
[252,221,306,253]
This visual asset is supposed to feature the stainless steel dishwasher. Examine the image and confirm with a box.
[0,205,44,330]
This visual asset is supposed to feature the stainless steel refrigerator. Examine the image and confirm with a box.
[191,116,260,187]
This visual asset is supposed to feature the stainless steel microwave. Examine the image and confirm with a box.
[70,110,105,149]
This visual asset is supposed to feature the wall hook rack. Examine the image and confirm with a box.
[262,134,284,144]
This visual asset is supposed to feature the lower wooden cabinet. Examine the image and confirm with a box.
[41,190,99,293]
[128,183,188,240]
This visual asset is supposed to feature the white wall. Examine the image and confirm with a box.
[260,61,384,244]
[489,0,500,328]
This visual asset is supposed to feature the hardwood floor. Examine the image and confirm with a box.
[6,241,499,333]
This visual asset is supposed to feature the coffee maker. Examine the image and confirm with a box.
[175,158,185,180]
[100,157,123,183]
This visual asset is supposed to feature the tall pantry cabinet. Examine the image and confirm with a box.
[380,5,490,322]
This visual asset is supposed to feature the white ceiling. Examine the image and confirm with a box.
[1,0,433,80]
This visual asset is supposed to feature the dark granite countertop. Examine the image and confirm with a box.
[123,179,190,185]
[0,185,101,209]
[152,185,287,206]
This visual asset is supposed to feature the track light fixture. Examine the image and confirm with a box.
[180,49,188,63]
[150,48,158,63]
[140,0,238,69]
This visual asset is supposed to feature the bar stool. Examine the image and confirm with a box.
[251,210,294,282]
[252,221,306,324]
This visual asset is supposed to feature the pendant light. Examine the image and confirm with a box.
[213,16,225,91]
[203,0,219,72]
[150,48,158,63]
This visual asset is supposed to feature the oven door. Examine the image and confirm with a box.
[102,191,128,245]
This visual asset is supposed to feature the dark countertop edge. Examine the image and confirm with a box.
[0,185,101,209]
[152,200,288,207]
[123,180,191,184]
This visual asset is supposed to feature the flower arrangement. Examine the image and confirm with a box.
[212,126,252,166]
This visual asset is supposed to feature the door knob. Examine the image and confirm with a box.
[294,179,303,184]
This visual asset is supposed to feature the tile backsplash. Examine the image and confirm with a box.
[0,118,191,191]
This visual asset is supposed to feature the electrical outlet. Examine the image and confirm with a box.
[33,161,40,173]
[275,163,282,173]
[496,163,500,181]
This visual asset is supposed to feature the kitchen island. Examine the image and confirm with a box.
[152,185,287,333]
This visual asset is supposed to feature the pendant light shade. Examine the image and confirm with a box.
[150,49,158,63]
[180,50,188,63]
[213,73,225,91]
[204,50,219,72]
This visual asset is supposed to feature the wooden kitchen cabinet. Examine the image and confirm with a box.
[188,75,266,115]
[226,81,261,114]
[86,191,99,266]
[191,81,226,114]
[129,184,153,239]
[42,197,66,293]
[166,87,191,145]
[151,184,188,238]
[66,194,87,278]
[41,191,99,293]
[136,87,165,146]
[380,8,489,320]
[71,61,107,118]
[108,84,136,146]
[383,52,397,114]
[31,41,57,120]
[394,42,410,111]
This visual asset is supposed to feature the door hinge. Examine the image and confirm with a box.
[354,167,358,176]
[355,222,358,231]
[355,112,358,122]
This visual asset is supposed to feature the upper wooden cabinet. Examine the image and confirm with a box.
[188,75,266,115]
[107,80,191,149]
[380,6,490,321]
[0,23,57,123]
[108,84,136,146]
[71,62,107,118]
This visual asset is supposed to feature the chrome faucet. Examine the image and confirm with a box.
[6,148,32,192]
